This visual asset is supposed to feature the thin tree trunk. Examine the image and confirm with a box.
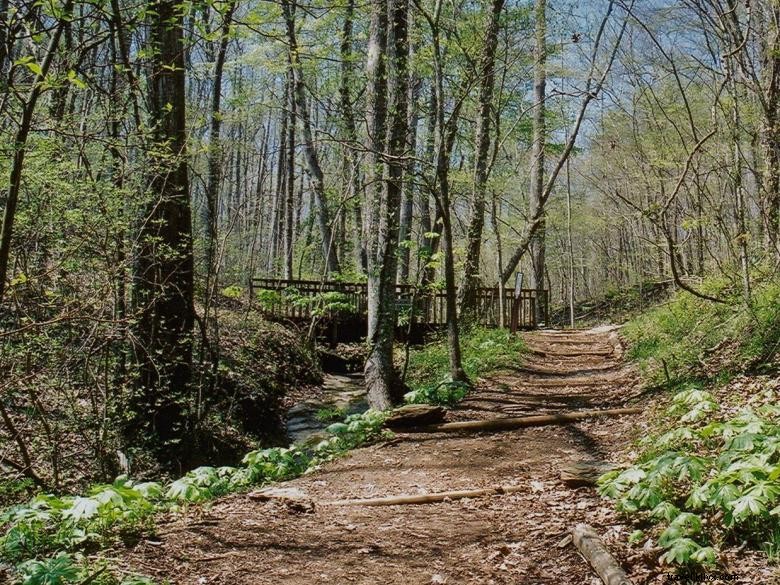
[528,0,547,323]
[203,0,237,301]
[282,0,340,275]
[284,60,296,279]
[458,0,505,315]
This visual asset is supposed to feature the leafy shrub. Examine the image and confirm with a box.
[255,289,282,310]
[314,406,348,422]
[405,381,470,406]
[598,386,780,568]
[220,285,243,299]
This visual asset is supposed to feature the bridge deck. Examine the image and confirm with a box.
[249,278,548,332]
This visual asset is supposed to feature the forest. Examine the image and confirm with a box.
[1,0,779,582]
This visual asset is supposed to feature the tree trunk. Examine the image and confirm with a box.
[130,0,195,464]
[282,0,340,275]
[528,0,547,323]
[203,0,237,298]
[458,0,505,315]
[284,60,297,279]
[762,15,780,258]
[338,0,367,274]
[364,0,409,410]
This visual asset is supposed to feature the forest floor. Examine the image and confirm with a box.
[121,327,730,584]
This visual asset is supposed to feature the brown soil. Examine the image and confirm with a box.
[121,327,769,584]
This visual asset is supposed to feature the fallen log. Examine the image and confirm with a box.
[384,404,446,428]
[560,461,619,488]
[324,484,526,507]
[404,407,642,434]
[571,524,633,585]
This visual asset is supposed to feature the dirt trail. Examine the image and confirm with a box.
[126,327,646,584]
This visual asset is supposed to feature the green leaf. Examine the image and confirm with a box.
[25,61,43,76]
[659,537,701,565]
[61,496,99,521]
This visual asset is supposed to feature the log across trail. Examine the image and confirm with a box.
[401,406,641,433]
[125,326,645,584]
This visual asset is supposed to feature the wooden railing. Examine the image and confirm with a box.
[249,278,548,331]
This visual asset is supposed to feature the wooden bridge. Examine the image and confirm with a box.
[249,278,548,342]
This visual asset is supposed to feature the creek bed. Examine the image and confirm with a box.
[286,373,368,444]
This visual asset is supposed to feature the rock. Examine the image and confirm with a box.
[385,404,446,429]
[248,487,315,513]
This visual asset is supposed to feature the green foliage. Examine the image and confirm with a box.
[255,289,282,310]
[18,553,78,585]
[623,279,780,386]
[220,285,244,299]
[282,287,357,317]
[404,381,470,406]
[0,408,390,584]
[316,410,390,458]
[598,387,780,569]
[405,327,527,402]
[314,406,348,423]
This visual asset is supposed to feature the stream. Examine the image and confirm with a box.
[285,373,368,444]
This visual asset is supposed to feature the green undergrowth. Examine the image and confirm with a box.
[599,386,780,568]
[623,278,780,387]
[0,410,389,584]
[404,326,527,405]
[600,277,780,572]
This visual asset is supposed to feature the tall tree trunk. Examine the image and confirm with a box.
[397,9,420,284]
[129,0,195,464]
[528,0,547,322]
[203,0,237,298]
[457,0,505,315]
[338,0,367,274]
[282,0,340,275]
[364,0,409,409]
[284,60,297,279]
[761,0,780,258]
[425,0,466,382]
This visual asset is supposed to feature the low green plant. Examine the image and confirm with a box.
[255,289,282,309]
[0,409,391,584]
[316,410,390,458]
[405,327,527,402]
[314,406,348,422]
[623,278,780,386]
[220,285,243,299]
[598,386,780,569]
[404,380,470,406]
[283,287,357,317]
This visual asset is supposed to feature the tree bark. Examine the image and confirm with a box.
[406,407,642,434]
[528,0,547,322]
[364,0,410,410]
[571,524,633,585]
[338,0,367,274]
[282,0,341,275]
[130,0,195,463]
[203,0,237,295]
[458,0,505,315]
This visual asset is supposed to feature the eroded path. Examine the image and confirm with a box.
[126,327,646,584]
